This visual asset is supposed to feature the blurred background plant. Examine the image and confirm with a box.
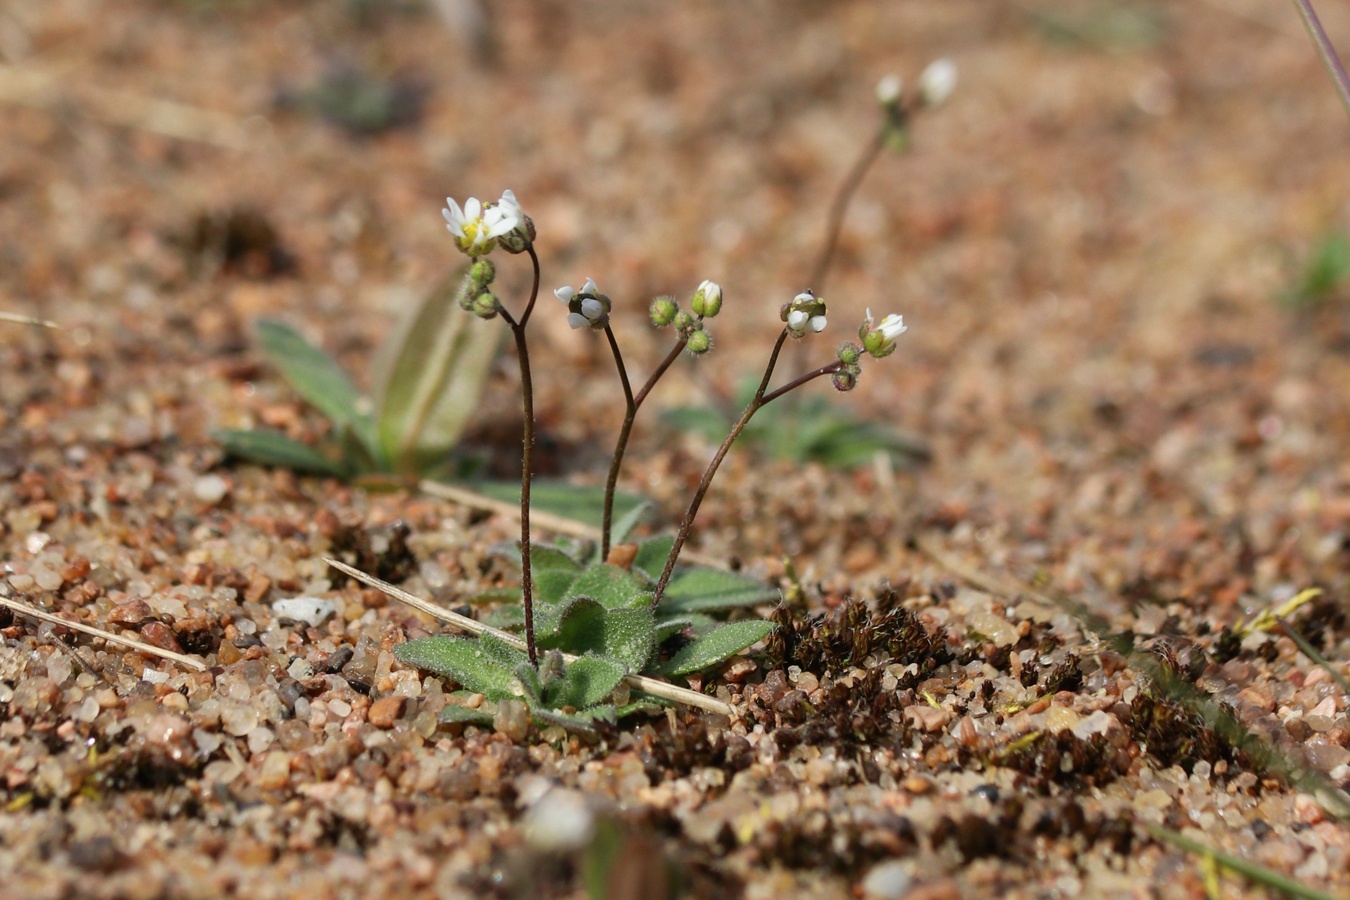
[215,268,500,479]
[1279,228,1350,310]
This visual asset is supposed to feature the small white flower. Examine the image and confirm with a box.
[860,308,906,358]
[443,193,518,256]
[497,189,524,223]
[875,73,903,106]
[919,58,957,108]
[555,278,608,329]
[875,310,906,340]
[786,309,810,332]
[784,292,827,337]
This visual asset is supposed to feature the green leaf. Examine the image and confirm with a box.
[528,544,584,572]
[468,478,649,532]
[610,499,653,545]
[659,568,780,613]
[256,319,368,434]
[545,655,627,710]
[542,604,656,672]
[394,636,521,700]
[482,605,525,630]
[655,611,718,641]
[463,587,523,606]
[562,564,651,610]
[535,569,580,605]
[656,620,777,676]
[374,271,503,475]
[439,704,495,727]
[632,536,675,582]
[214,428,351,478]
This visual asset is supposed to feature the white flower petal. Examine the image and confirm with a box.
[567,312,589,330]
[555,286,575,303]
[793,291,815,305]
[810,315,827,333]
[920,58,957,107]
[581,298,604,320]
[875,74,902,105]
[583,278,599,295]
[879,314,906,339]
[464,196,483,219]
[787,310,809,331]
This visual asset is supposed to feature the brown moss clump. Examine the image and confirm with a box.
[766,594,950,677]
[992,730,1130,791]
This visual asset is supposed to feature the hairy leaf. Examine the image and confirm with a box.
[545,655,627,710]
[563,564,651,610]
[631,536,675,582]
[394,635,520,700]
[659,568,780,613]
[656,620,777,676]
[543,604,656,672]
[214,428,351,478]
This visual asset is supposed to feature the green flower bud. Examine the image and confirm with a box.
[837,342,863,366]
[689,280,722,318]
[673,310,695,336]
[470,290,500,320]
[685,328,712,356]
[650,296,678,328]
[832,366,859,392]
[470,258,496,288]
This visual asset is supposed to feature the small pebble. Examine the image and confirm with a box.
[193,474,230,504]
[861,861,912,900]
[272,597,335,628]
[523,789,595,853]
[368,696,405,729]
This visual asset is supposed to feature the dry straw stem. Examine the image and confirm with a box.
[417,479,727,570]
[324,556,734,716]
[0,311,58,328]
[0,596,208,672]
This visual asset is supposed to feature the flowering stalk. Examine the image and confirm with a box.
[599,332,687,560]
[651,327,845,605]
[494,247,543,665]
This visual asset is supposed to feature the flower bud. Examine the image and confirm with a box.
[555,278,611,330]
[875,73,903,108]
[919,58,957,108]
[650,296,678,328]
[837,342,863,366]
[832,368,859,392]
[685,328,712,356]
[470,290,500,320]
[689,280,722,318]
[494,190,535,254]
[783,290,827,338]
[673,310,695,336]
[470,258,496,288]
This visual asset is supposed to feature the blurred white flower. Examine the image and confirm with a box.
[919,58,957,107]
[555,278,609,329]
[784,291,827,337]
[875,73,903,106]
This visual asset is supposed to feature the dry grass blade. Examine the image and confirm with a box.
[1145,823,1346,900]
[0,311,58,328]
[0,596,208,671]
[324,556,734,716]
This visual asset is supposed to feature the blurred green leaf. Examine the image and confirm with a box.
[214,428,351,478]
[1029,1,1169,51]
[1282,229,1350,309]
[256,319,376,453]
[468,478,650,531]
[438,704,495,727]
[375,271,503,475]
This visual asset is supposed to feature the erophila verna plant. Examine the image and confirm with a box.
[384,61,955,732]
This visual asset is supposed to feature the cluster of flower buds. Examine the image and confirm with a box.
[555,278,612,330]
[649,280,722,355]
[782,290,828,338]
[458,258,501,319]
[443,189,534,258]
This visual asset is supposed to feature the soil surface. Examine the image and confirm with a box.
[4,1,1350,897]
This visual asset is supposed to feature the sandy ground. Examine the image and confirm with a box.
[4,1,1350,897]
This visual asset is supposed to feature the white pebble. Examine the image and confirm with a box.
[860,860,912,899]
[142,668,170,685]
[193,474,230,504]
[287,658,315,680]
[272,597,335,627]
[523,789,595,853]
